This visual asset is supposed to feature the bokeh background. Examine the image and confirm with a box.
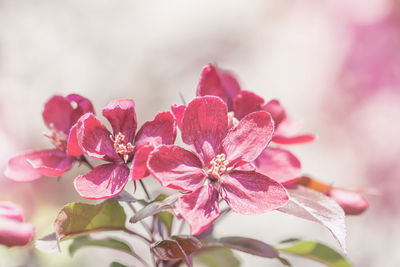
[0,0,399,266]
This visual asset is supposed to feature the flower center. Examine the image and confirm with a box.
[110,132,134,162]
[44,123,68,151]
[207,153,231,180]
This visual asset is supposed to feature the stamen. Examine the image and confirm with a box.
[228,112,239,127]
[207,153,231,180]
[111,132,134,162]
[44,123,68,151]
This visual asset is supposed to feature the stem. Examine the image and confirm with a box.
[123,228,152,244]
[127,203,155,242]
[139,179,151,200]
[179,92,186,105]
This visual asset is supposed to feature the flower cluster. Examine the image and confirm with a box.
[3,64,368,267]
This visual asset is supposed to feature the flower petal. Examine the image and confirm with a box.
[220,171,288,214]
[5,149,74,181]
[171,104,186,131]
[66,94,95,123]
[272,119,315,145]
[262,99,287,127]
[67,123,83,157]
[131,145,153,181]
[134,111,176,150]
[0,202,24,222]
[233,90,264,120]
[253,147,301,184]
[0,217,34,247]
[327,188,369,215]
[272,134,316,145]
[147,145,207,191]
[25,149,75,177]
[77,113,120,161]
[222,111,274,165]
[182,96,228,166]
[5,151,43,182]
[196,64,241,111]
[74,163,130,200]
[176,183,221,235]
[102,99,137,143]
[42,95,74,134]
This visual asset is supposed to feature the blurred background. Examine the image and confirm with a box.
[0,0,399,266]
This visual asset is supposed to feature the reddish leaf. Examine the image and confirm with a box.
[279,186,346,252]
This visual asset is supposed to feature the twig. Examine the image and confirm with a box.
[139,179,151,201]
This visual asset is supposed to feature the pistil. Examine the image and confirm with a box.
[44,123,68,151]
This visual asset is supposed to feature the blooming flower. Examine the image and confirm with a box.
[148,96,289,234]
[172,65,306,185]
[0,202,34,247]
[74,99,176,199]
[4,94,94,182]
[195,64,315,145]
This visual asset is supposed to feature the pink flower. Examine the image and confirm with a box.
[0,202,34,247]
[74,99,176,199]
[148,96,288,234]
[4,94,94,182]
[194,64,315,145]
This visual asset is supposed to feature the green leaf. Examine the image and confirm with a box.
[54,201,127,240]
[277,240,351,267]
[193,247,240,267]
[69,236,132,256]
[109,262,128,267]
[130,193,181,223]
[157,211,173,234]
[208,236,279,258]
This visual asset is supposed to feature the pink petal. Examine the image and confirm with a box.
[25,149,75,177]
[233,90,264,120]
[102,99,137,143]
[176,183,221,235]
[0,202,23,222]
[327,188,369,215]
[262,99,287,127]
[171,104,186,131]
[42,95,74,134]
[272,134,315,145]
[272,119,315,145]
[5,151,43,182]
[182,96,228,166]
[147,145,207,191]
[134,111,176,150]
[67,94,95,123]
[74,163,130,200]
[77,113,120,161]
[67,123,83,157]
[253,147,301,184]
[0,217,34,247]
[196,64,241,111]
[131,145,153,181]
[5,149,74,181]
[222,111,274,165]
[219,171,288,214]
